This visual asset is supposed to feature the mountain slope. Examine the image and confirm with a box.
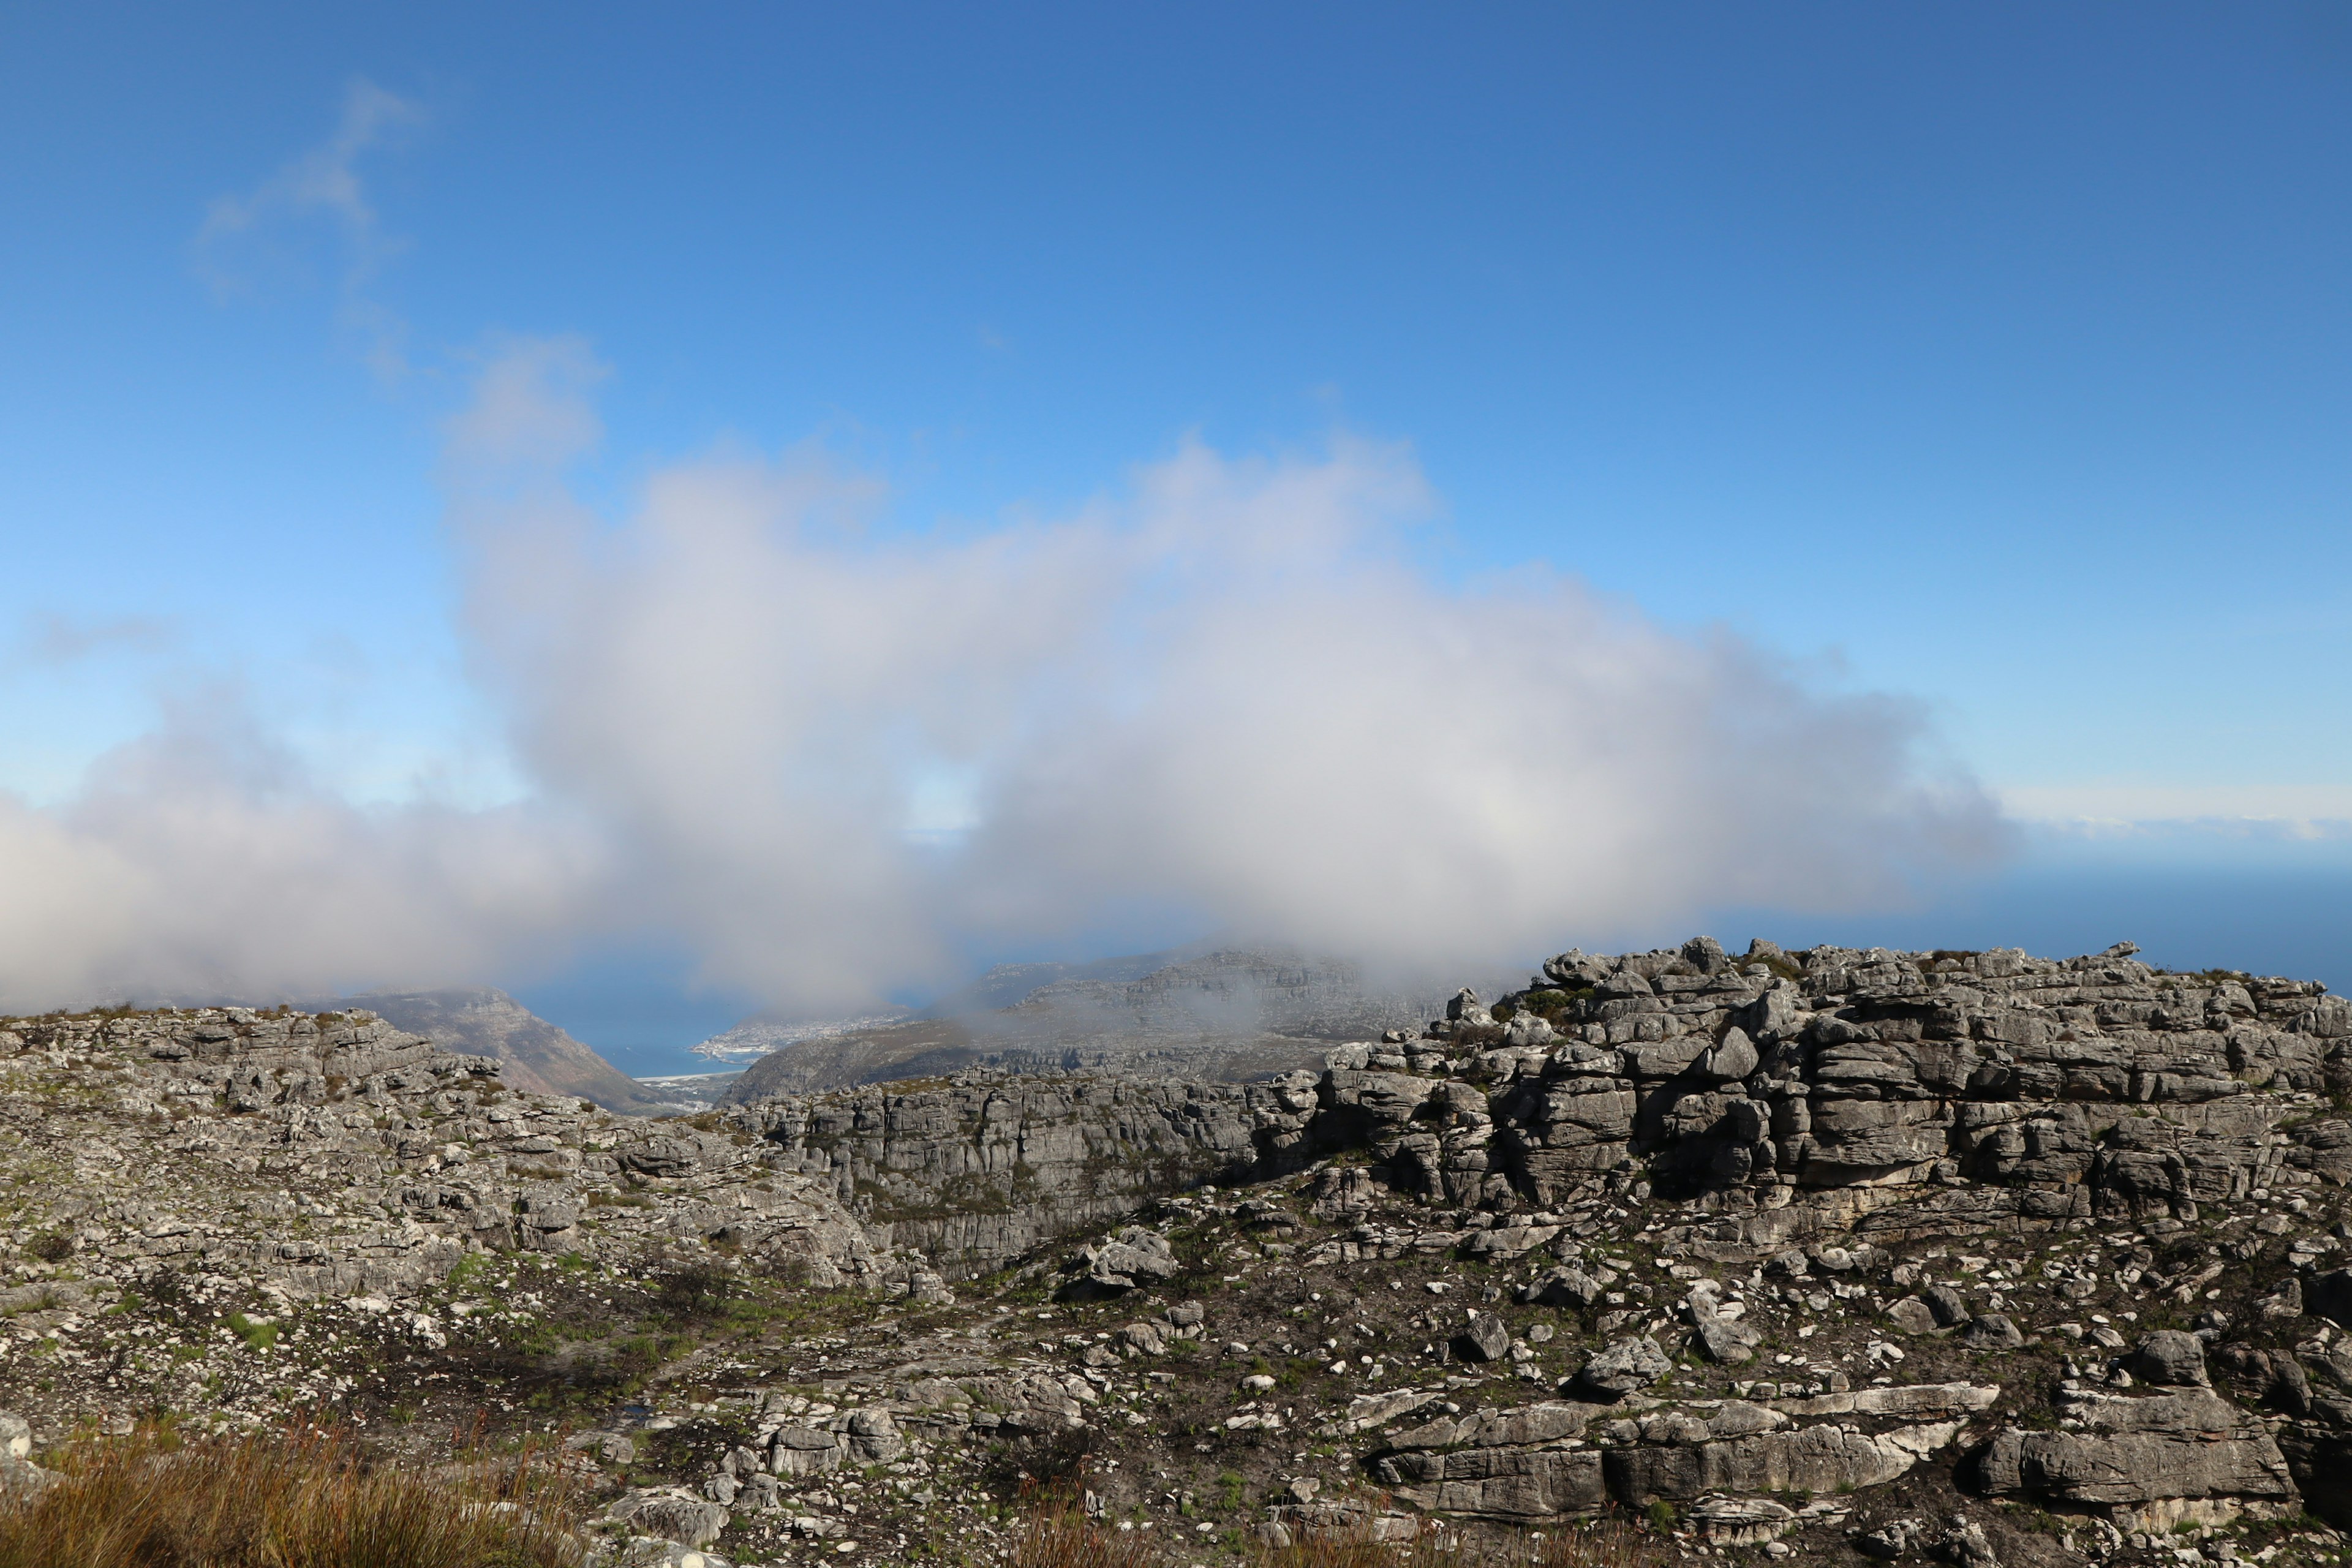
[355,986,679,1115]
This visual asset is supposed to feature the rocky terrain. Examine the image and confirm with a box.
[716,944,1468,1099]
[6,937,2352,1568]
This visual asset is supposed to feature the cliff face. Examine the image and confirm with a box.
[354,986,682,1115]
[7,937,2352,1568]
[734,1074,1283,1275]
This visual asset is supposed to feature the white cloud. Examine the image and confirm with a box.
[447,342,2013,1008]
[442,334,609,477]
[0,692,603,1011]
[195,79,426,380]
[0,340,2016,1014]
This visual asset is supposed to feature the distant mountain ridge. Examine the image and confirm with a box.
[352,986,684,1115]
[713,943,1481,1102]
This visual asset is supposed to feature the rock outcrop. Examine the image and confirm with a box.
[735,1073,1280,1275]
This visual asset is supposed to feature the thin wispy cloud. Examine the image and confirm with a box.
[0,339,2017,1014]
[12,613,176,668]
[441,334,611,480]
[195,78,427,382]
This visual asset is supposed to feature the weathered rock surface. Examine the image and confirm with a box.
[736,1073,1279,1275]
[1571,1336,1672,1399]
[1978,1386,2298,1528]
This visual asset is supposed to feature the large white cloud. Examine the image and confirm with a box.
[0,694,605,1011]
[0,341,2013,1014]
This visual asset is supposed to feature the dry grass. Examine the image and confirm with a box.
[0,1422,584,1568]
[1008,1502,1161,1568]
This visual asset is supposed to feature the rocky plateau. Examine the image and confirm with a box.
[6,937,2352,1568]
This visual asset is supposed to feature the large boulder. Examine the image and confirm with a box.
[1978,1388,2298,1527]
[616,1490,731,1547]
[765,1426,842,1477]
[1073,1226,1180,1291]
[1453,1312,1512,1363]
[1686,1282,1762,1365]
[1923,1286,1972,1327]
[2136,1330,2210,1387]
[1519,1266,1605,1310]
[1571,1336,1672,1400]
[1958,1314,2026,1349]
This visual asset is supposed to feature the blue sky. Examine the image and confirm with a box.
[4,4,2350,1065]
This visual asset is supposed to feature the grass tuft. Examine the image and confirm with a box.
[1008,1502,1159,1568]
[0,1422,583,1568]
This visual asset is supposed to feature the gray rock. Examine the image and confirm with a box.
[843,1408,904,1461]
[1454,1312,1512,1362]
[1978,1388,2297,1520]
[1923,1286,1973,1327]
[1075,1226,1180,1291]
[1853,1521,1919,1559]
[1600,1419,1962,1506]
[1946,1518,2000,1568]
[1957,1314,2024,1349]
[620,1491,731,1547]
[2135,1330,2209,1387]
[1519,1266,1604,1309]
[1572,1336,1672,1400]
[1687,1283,1762,1365]
[1692,1314,1762,1365]
[0,1453,51,1502]
[766,1426,843,1477]
[1887,1296,1940,1335]
[1697,1028,1759,1082]
[1688,1495,1795,1544]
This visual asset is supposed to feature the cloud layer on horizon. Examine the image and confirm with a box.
[0,341,2016,1014]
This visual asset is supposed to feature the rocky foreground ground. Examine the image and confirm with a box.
[6,938,2352,1568]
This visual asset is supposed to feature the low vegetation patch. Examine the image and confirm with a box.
[0,1423,582,1568]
